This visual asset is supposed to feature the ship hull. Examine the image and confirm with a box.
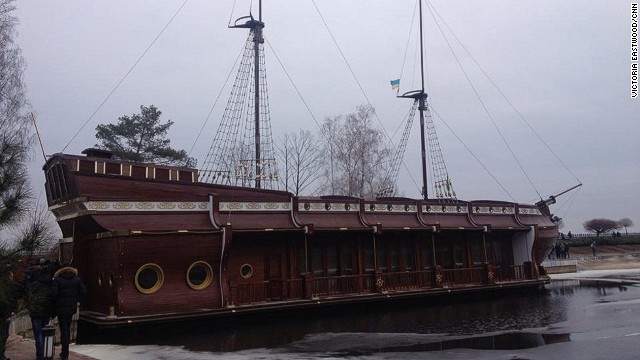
[44,153,558,327]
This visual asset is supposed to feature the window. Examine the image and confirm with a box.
[134,263,164,294]
[187,261,213,290]
[240,264,253,279]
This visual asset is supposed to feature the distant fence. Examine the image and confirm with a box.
[555,233,640,247]
[541,259,577,274]
[558,232,639,239]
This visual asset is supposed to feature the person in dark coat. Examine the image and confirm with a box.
[0,271,24,360]
[25,266,57,360]
[53,266,86,360]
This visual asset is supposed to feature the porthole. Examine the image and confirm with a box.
[240,264,253,279]
[187,261,213,290]
[304,202,311,210]
[97,272,104,287]
[134,263,164,294]
[325,203,331,210]
[109,272,115,288]
[344,203,351,211]
[369,204,376,211]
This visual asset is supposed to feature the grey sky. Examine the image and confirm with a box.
[16,1,639,233]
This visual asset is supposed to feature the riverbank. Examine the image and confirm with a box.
[566,244,640,271]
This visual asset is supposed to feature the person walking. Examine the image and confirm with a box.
[591,241,597,257]
[25,265,56,360]
[0,271,24,360]
[53,265,86,360]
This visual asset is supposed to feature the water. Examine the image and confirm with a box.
[75,274,640,359]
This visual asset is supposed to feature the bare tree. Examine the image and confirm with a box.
[318,105,392,198]
[279,130,322,196]
[1,0,57,280]
[583,218,621,237]
[618,218,633,235]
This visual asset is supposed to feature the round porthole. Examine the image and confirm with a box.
[109,272,115,288]
[97,272,104,287]
[240,264,253,279]
[187,261,213,290]
[344,203,351,211]
[135,263,164,294]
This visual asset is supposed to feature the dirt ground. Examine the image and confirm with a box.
[563,244,640,271]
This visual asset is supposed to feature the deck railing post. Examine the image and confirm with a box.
[433,266,444,288]
[483,263,495,284]
[374,270,384,293]
[302,273,314,299]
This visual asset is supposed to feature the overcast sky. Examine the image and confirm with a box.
[16,0,639,233]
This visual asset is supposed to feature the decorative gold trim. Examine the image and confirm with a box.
[518,207,542,215]
[298,202,359,212]
[423,205,468,214]
[186,261,213,290]
[367,203,418,213]
[134,263,164,295]
[220,202,290,212]
[83,201,209,213]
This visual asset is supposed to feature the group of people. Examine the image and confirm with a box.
[549,241,571,260]
[0,259,86,360]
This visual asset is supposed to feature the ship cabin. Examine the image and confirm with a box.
[43,151,557,325]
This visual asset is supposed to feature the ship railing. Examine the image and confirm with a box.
[502,265,526,281]
[311,274,371,297]
[440,267,485,286]
[378,270,433,291]
[230,279,302,306]
[229,281,268,306]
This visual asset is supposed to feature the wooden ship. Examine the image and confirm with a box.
[43,2,566,327]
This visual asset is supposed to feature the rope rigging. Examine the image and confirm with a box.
[199,24,279,189]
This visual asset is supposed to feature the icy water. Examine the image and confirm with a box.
[75,272,640,359]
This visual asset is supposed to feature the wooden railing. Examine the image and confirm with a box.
[229,264,535,306]
[379,270,432,291]
[440,267,484,286]
[311,274,372,297]
[230,279,305,306]
[501,265,526,281]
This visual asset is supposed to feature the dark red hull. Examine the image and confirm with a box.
[44,152,557,327]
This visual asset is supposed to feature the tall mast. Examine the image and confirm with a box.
[253,0,263,188]
[201,0,280,190]
[399,0,429,200]
[417,0,428,199]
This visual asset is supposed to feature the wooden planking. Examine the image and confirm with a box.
[116,233,222,316]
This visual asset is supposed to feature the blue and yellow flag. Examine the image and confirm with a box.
[390,79,400,90]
